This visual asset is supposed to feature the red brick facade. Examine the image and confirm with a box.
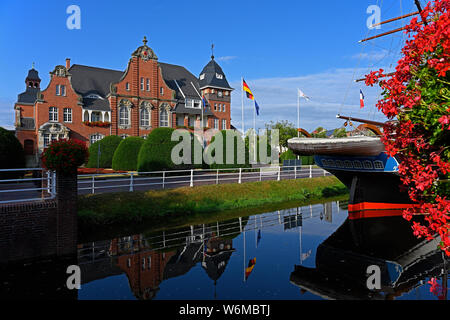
[14,38,233,167]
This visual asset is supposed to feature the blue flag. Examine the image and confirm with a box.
[255,100,260,116]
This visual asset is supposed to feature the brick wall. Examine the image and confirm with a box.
[0,170,78,264]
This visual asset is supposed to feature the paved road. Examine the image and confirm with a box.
[0,168,331,203]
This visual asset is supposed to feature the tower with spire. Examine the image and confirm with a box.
[198,45,233,130]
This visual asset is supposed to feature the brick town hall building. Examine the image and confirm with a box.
[14,37,233,166]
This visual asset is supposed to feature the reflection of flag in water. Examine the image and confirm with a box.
[245,257,256,280]
[257,230,261,246]
[301,249,312,262]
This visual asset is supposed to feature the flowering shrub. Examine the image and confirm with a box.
[364,0,449,257]
[41,139,89,174]
[83,121,111,127]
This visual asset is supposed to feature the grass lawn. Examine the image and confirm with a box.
[78,176,348,233]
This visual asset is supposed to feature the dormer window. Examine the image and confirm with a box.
[218,90,223,98]
[185,99,201,109]
[85,93,103,100]
[216,73,223,79]
[200,73,205,80]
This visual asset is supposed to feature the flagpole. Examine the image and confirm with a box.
[253,101,256,162]
[297,89,300,138]
[241,77,244,137]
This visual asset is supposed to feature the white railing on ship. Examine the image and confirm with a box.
[0,168,56,204]
[77,165,331,194]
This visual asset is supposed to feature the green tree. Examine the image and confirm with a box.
[265,120,297,152]
[332,128,347,138]
[0,127,25,178]
[311,126,327,138]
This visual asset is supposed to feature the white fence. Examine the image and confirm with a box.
[0,165,331,203]
[0,168,56,204]
[77,165,330,195]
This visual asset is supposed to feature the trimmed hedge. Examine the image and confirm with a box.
[112,137,145,171]
[0,127,25,179]
[137,128,179,172]
[206,130,250,169]
[86,135,122,168]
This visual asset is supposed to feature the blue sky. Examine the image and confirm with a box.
[0,0,425,132]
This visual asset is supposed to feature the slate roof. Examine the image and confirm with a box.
[67,62,215,115]
[198,58,232,90]
[17,87,40,104]
[26,68,41,81]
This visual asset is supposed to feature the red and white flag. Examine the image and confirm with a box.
[359,89,365,108]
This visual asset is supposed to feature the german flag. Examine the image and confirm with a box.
[245,257,256,280]
[243,79,254,100]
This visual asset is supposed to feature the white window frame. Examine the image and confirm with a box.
[140,77,144,91]
[140,107,150,127]
[63,108,72,123]
[218,90,223,98]
[49,107,58,122]
[159,108,169,127]
[222,119,226,130]
[126,82,130,91]
[90,133,104,145]
[146,78,150,91]
[91,112,101,122]
[119,106,130,126]
[214,118,219,129]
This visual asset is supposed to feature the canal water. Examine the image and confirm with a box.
[1,200,448,300]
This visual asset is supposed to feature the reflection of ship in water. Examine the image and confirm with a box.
[289,213,448,300]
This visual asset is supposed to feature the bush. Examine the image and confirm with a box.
[206,130,250,169]
[86,135,122,168]
[42,139,88,174]
[280,149,296,162]
[0,127,25,179]
[137,128,180,172]
[112,137,145,171]
[280,149,315,165]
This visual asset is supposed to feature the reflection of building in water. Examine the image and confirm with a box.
[79,226,237,300]
[202,234,235,298]
[290,214,448,300]
[110,235,176,300]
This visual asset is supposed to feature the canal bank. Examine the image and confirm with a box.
[78,176,348,239]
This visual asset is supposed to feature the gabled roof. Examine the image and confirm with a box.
[69,64,124,98]
[199,58,232,90]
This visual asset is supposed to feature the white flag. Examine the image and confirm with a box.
[298,88,310,101]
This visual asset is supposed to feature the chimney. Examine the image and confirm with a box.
[66,58,71,69]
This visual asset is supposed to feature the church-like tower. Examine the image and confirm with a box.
[198,52,233,130]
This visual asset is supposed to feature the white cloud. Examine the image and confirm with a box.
[0,97,15,130]
[229,67,389,133]
[216,56,237,62]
